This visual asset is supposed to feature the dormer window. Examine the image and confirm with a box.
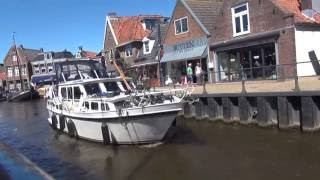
[144,41,150,53]
[175,17,188,35]
[76,53,81,58]
[232,3,250,36]
[125,45,133,57]
[45,53,52,60]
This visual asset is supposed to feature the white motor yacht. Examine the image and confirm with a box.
[46,60,188,144]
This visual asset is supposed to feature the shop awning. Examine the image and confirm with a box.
[161,37,208,63]
[31,74,56,85]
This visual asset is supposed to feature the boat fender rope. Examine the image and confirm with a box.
[51,114,58,130]
[59,115,66,132]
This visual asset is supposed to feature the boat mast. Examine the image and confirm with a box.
[12,32,24,91]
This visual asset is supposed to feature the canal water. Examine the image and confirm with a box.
[0,100,320,180]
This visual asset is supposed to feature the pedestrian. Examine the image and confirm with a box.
[195,62,202,85]
[187,63,193,84]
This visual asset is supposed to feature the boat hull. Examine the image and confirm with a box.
[47,105,182,144]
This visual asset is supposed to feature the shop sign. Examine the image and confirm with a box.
[171,37,207,53]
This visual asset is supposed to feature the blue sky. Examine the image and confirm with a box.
[0,0,175,63]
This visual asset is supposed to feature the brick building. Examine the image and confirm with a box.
[209,0,320,82]
[161,0,223,84]
[3,45,41,91]
[103,13,167,84]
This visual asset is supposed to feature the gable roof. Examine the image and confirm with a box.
[183,0,224,36]
[107,15,162,46]
[271,0,320,24]
[32,51,73,62]
[79,51,97,59]
[3,45,42,65]
[18,47,42,62]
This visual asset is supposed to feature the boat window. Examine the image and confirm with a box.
[84,102,89,109]
[91,102,99,110]
[101,103,105,111]
[61,87,67,98]
[67,87,73,99]
[104,82,121,92]
[84,83,101,96]
[101,103,110,111]
[74,87,81,99]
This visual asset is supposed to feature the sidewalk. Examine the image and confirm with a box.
[157,76,320,95]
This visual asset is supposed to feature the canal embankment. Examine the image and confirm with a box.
[163,76,320,132]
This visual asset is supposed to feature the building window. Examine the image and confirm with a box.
[45,53,52,60]
[21,66,27,75]
[174,17,188,35]
[33,65,40,74]
[109,49,114,59]
[125,45,133,57]
[231,3,250,36]
[12,55,17,62]
[14,66,19,76]
[76,53,81,58]
[144,41,150,53]
[47,63,53,73]
[7,67,13,77]
[9,82,14,90]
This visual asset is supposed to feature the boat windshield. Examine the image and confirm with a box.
[104,82,121,92]
[84,83,102,96]
[103,82,121,97]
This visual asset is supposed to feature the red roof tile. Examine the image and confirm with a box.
[110,15,161,45]
[271,0,320,24]
[81,51,97,59]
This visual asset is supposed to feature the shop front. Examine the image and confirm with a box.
[161,36,208,85]
[215,43,277,82]
[211,31,281,82]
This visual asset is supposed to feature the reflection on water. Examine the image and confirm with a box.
[0,100,320,180]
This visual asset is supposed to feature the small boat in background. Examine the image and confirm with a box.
[0,92,6,102]
[30,74,56,97]
[6,89,39,102]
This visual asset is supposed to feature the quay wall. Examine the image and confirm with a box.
[183,91,320,132]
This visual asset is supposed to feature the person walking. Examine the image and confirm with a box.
[187,63,193,84]
[195,62,202,85]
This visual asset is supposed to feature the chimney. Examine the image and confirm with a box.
[301,0,312,10]
[301,0,320,19]
[40,48,44,52]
